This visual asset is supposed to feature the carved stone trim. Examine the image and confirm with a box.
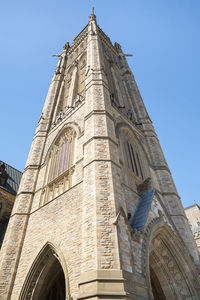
[141,219,200,299]
[52,94,85,128]
[137,177,153,195]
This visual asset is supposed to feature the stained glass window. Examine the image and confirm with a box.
[48,130,75,183]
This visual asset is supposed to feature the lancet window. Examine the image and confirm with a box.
[63,53,86,108]
[77,53,86,95]
[48,137,74,183]
[126,141,144,180]
[107,65,120,106]
[40,128,76,205]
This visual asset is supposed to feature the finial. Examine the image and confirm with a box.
[89,7,96,22]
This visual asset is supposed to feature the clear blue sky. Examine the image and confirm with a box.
[0,0,199,208]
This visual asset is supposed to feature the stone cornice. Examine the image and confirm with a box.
[84,109,115,122]
[97,26,119,56]
[83,136,118,148]
[83,159,121,170]
[151,165,171,173]
[68,26,88,55]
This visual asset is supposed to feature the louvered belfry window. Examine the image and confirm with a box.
[127,142,144,179]
[48,129,75,183]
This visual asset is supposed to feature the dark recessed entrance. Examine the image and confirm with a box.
[150,266,166,300]
[36,257,65,300]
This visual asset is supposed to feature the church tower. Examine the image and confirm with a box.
[0,12,200,300]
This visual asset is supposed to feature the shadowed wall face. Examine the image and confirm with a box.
[37,259,65,300]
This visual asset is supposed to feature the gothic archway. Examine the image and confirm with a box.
[150,266,166,300]
[143,221,199,299]
[19,243,70,300]
[33,254,65,300]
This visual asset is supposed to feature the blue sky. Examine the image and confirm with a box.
[0,0,199,208]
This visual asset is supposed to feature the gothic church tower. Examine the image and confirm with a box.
[0,12,200,300]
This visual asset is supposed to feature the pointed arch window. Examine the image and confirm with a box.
[48,135,74,183]
[40,128,76,206]
[126,141,144,180]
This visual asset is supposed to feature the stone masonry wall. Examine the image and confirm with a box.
[10,182,83,300]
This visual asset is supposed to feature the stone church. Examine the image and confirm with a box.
[0,12,200,300]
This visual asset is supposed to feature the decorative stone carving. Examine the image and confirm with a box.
[137,177,152,195]
[52,94,84,128]
[73,93,84,106]
[63,42,70,51]
[114,42,122,52]
[131,229,142,243]
[153,238,191,298]
[110,96,142,127]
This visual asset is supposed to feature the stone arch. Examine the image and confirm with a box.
[19,242,70,300]
[115,121,150,180]
[45,122,81,164]
[40,124,80,206]
[115,122,149,162]
[142,220,199,299]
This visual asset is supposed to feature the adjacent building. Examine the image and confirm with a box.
[185,204,200,252]
[0,161,22,248]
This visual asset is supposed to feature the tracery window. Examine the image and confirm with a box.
[40,128,76,205]
[48,135,74,183]
[126,141,144,180]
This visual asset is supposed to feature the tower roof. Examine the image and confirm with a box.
[67,11,118,57]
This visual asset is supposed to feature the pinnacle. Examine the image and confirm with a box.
[89,6,97,23]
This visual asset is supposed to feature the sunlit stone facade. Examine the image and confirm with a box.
[0,12,200,300]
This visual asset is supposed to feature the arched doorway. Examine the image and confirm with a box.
[36,256,65,300]
[145,224,198,300]
[19,243,68,300]
[149,247,174,299]
[150,266,166,300]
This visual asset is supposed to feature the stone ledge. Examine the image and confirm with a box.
[77,270,148,300]
[79,269,125,284]
[77,269,126,300]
